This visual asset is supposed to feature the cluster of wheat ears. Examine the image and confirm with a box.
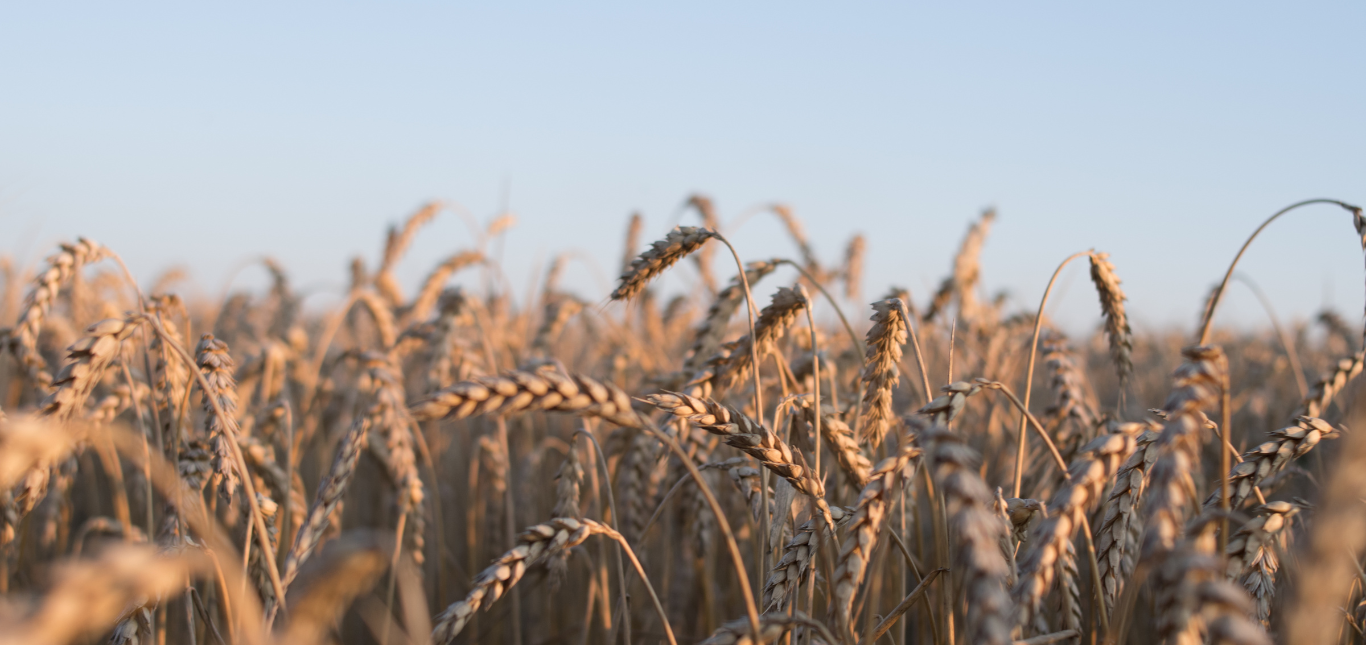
[1,197,1365,645]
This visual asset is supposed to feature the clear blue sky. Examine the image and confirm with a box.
[2,2,1363,332]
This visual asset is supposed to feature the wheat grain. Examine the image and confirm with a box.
[831,441,920,633]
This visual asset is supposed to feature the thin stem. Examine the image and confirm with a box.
[1197,198,1362,345]
[639,423,764,639]
[977,380,1071,481]
[712,232,764,426]
[1015,252,1091,498]
[575,429,632,645]
[144,316,288,621]
[604,531,679,645]
[859,568,945,645]
[1230,273,1309,397]
[893,300,933,404]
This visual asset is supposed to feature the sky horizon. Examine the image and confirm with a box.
[2,2,1364,336]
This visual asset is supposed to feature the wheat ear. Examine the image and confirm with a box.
[857,298,907,447]
[611,226,716,301]
[830,441,920,634]
[432,517,616,643]
[411,369,643,429]
[713,286,807,391]
[1141,346,1227,563]
[928,429,1014,645]
[7,238,108,393]
[1204,416,1336,509]
[1013,425,1144,627]
[1088,251,1134,384]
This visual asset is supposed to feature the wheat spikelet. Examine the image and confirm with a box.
[1225,501,1296,626]
[1013,426,1143,627]
[432,517,615,643]
[723,459,771,521]
[612,226,716,302]
[1292,350,1364,419]
[1088,251,1134,384]
[1093,421,1161,611]
[918,380,982,426]
[618,429,662,543]
[1205,416,1336,510]
[411,368,643,428]
[829,442,920,631]
[843,234,865,302]
[195,333,242,497]
[424,289,471,391]
[713,286,807,391]
[685,259,779,375]
[250,492,280,606]
[7,238,108,394]
[1141,346,1226,563]
[858,298,907,447]
[644,392,833,526]
[1058,538,1082,640]
[927,429,1013,645]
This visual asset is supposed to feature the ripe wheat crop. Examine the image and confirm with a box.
[0,196,1363,645]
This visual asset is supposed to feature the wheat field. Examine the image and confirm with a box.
[0,196,1363,645]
